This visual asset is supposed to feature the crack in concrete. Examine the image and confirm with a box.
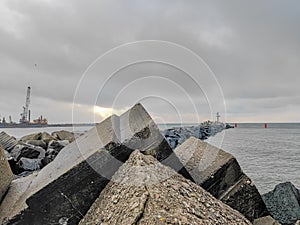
[135,187,150,225]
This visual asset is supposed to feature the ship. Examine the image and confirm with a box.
[0,87,48,128]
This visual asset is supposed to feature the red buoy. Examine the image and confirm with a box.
[264,123,267,128]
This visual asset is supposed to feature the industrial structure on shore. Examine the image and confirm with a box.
[0,87,48,128]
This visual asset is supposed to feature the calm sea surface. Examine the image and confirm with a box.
[207,123,300,194]
[1,123,299,194]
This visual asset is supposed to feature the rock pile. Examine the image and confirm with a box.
[79,150,252,225]
[161,121,225,149]
[2,131,76,175]
[263,182,300,225]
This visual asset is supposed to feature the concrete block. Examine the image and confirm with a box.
[0,145,13,202]
[175,137,268,221]
[79,150,252,225]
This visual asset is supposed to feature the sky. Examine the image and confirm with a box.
[0,0,299,124]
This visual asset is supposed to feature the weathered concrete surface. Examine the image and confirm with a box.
[0,132,18,152]
[253,216,281,225]
[262,182,300,225]
[79,150,251,225]
[175,137,268,222]
[1,103,190,225]
[0,145,13,202]
[0,173,37,223]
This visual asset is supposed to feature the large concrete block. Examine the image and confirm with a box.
[1,103,191,225]
[79,150,252,225]
[0,132,18,152]
[0,145,13,202]
[175,137,268,222]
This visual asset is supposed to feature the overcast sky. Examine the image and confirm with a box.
[0,0,299,124]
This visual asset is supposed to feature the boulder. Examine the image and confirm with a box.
[79,150,251,225]
[262,182,300,225]
[51,130,75,143]
[0,132,18,152]
[48,140,69,151]
[174,137,268,221]
[20,133,41,142]
[10,144,45,161]
[0,146,13,202]
[17,158,42,171]
[25,140,47,150]
[9,144,45,174]
[42,140,70,165]
[253,216,281,225]
[0,103,191,225]
[40,132,56,145]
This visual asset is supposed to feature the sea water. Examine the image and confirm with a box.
[207,123,300,194]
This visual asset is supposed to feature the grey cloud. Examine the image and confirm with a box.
[0,0,299,123]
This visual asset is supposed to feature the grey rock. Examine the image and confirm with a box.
[0,145,13,202]
[9,143,46,174]
[48,140,69,150]
[44,140,69,164]
[25,140,47,150]
[1,103,191,225]
[51,130,75,143]
[40,132,56,145]
[262,182,300,225]
[175,137,268,222]
[10,144,45,161]
[20,132,56,145]
[253,216,281,225]
[4,150,11,159]
[20,133,41,142]
[17,158,42,171]
[43,141,67,165]
[79,150,252,225]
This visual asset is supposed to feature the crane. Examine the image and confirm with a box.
[20,86,31,123]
